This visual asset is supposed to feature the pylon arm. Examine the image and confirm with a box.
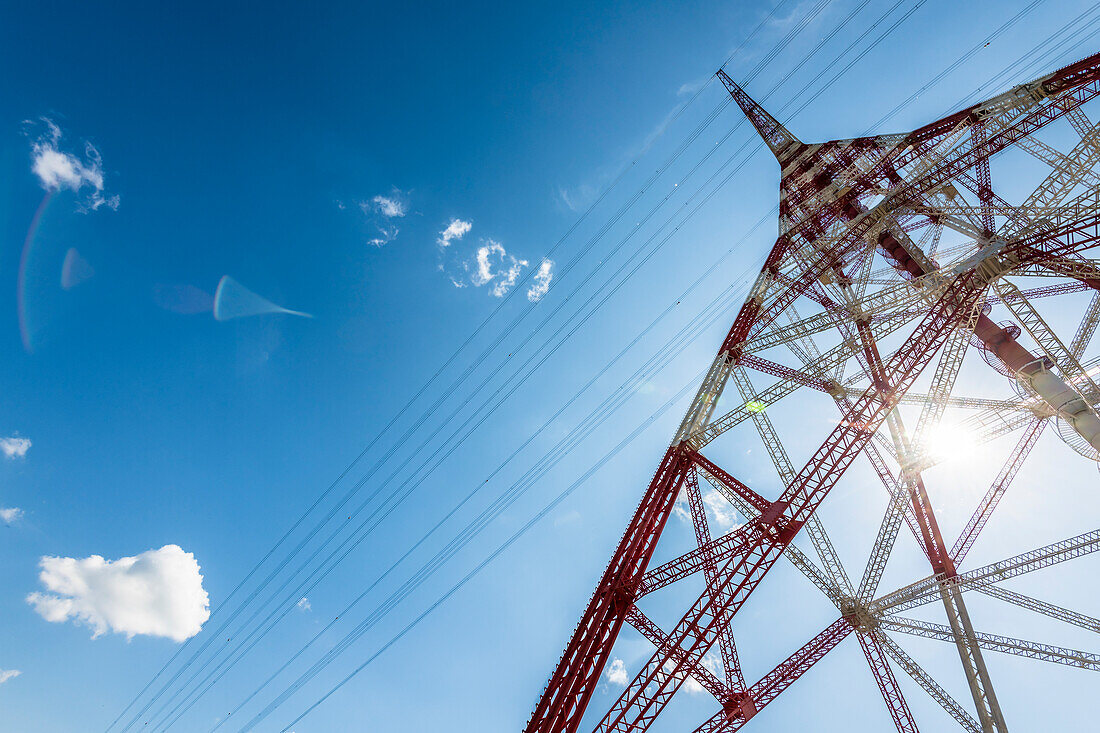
[690,617,855,733]
[846,388,1032,412]
[875,631,982,733]
[974,584,1100,634]
[692,452,771,515]
[625,607,730,702]
[857,632,921,733]
[696,310,918,447]
[996,280,1100,395]
[637,523,755,597]
[703,470,845,607]
[1071,291,1100,357]
[876,527,1100,613]
[880,616,1100,671]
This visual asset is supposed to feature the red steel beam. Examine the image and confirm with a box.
[595,275,987,732]
[690,617,856,733]
[525,445,693,733]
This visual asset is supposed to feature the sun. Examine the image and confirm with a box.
[921,422,981,466]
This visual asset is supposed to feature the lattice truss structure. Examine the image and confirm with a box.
[526,51,1100,733]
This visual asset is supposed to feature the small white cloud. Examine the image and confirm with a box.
[438,218,472,248]
[347,190,407,247]
[681,673,705,695]
[605,658,628,686]
[27,544,210,641]
[0,669,20,685]
[472,242,499,286]
[491,257,526,297]
[677,79,705,97]
[677,652,722,696]
[26,118,118,212]
[367,224,400,247]
[702,488,739,531]
[527,259,553,302]
[371,193,406,218]
[672,490,691,524]
[470,240,527,297]
[354,199,403,247]
[557,184,597,213]
[0,437,31,459]
[296,597,311,612]
[1,508,23,524]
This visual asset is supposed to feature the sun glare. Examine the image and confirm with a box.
[922,422,981,466]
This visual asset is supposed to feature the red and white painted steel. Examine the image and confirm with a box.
[527,52,1100,732]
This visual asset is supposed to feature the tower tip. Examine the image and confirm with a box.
[716,71,802,164]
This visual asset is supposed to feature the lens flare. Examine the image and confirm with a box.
[17,192,53,353]
[212,276,311,321]
[60,248,94,290]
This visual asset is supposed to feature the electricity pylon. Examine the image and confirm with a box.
[526,51,1100,733]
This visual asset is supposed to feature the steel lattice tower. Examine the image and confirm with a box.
[526,51,1100,733]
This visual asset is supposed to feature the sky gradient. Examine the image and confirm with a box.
[2,1,1100,731]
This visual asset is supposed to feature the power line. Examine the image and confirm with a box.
[239,7,1100,731]
[143,0,932,726]
[107,4,801,731]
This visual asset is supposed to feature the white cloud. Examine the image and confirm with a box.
[677,653,722,696]
[470,240,527,297]
[681,673,705,695]
[663,656,719,695]
[367,224,400,248]
[438,222,533,297]
[372,193,406,218]
[605,658,628,686]
[492,258,526,297]
[672,486,738,531]
[354,197,404,247]
[437,218,472,248]
[702,488,739,531]
[557,184,597,213]
[527,259,554,302]
[27,118,118,212]
[677,79,705,97]
[0,507,23,524]
[0,437,31,459]
[296,597,311,612]
[0,669,20,685]
[27,544,210,641]
[672,490,691,524]
[472,242,500,286]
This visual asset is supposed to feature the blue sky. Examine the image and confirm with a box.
[2,0,1100,731]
